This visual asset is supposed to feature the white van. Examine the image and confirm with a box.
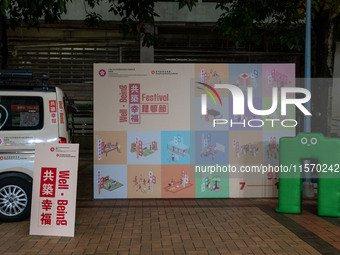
[0,71,70,221]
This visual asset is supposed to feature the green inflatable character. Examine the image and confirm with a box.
[276,133,340,217]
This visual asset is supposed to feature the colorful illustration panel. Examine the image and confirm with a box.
[161,131,191,164]
[127,165,161,198]
[195,165,229,198]
[94,131,127,165]
[229,64,262,97]
[161,165,195,198]
[127,131,161,165]
[194,64,229,97]
[94,165,127,199]
[195,131,228,164]
[229,131,263,165]
[262,130,296,165]
[262,64,295,97]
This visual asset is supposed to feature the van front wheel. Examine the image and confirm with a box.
[0,177,32,222]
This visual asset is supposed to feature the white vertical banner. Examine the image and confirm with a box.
[30,143,79,237]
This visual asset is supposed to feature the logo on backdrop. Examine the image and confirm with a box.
[196,82,223,115]
[198,84,311,128]
[98,69,106,77]
[150,70,178,76]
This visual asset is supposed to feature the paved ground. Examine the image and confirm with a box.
[1,199,339,255]
[0,161,339,255]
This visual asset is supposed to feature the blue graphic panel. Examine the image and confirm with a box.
[161,131,191,164]
[195,131,229,164]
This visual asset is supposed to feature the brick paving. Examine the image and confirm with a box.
[0,199,339,255]
[0,161,339,254]
[287,211,340,250]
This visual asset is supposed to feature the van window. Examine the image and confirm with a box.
[0,96,43,130]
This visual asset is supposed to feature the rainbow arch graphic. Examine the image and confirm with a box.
[196,82,223,106]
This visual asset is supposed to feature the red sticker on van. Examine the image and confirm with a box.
[11,105,39,112]
[59,112,64,124]
[58,101,63,109]
[49,100,57,113]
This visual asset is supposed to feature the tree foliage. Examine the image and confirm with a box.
[215,0,339,76]
[0,0,70,28]
[216,1,303,51]
[85,0,196,46]
[0,0,71,68]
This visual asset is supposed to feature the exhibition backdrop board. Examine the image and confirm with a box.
[30,143,79,237]
[94,63,296,199]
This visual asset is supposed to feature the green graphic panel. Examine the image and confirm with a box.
[195,165,229,198]
[276,133,340,217]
